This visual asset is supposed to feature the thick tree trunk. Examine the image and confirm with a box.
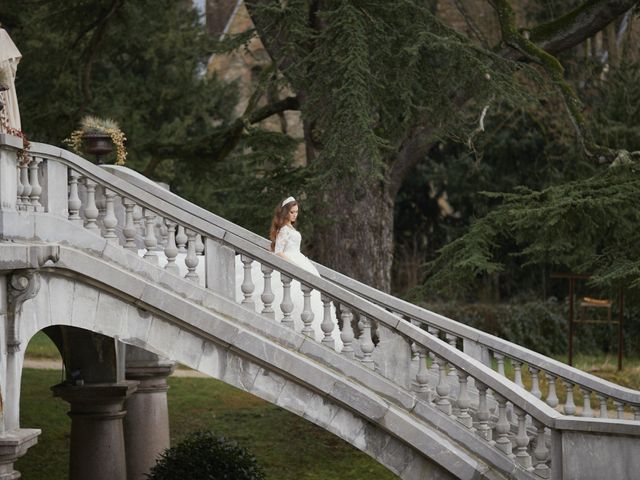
[312,178,394,292]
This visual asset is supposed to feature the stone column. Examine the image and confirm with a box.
[52,382,137,480]
[0,428,40,479]
[205,237,236,299]
[124,348,175,480]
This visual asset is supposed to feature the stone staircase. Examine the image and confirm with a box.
[1,134,639,480]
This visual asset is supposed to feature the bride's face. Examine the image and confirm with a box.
[288,205,299,223]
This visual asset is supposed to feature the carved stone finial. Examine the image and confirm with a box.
[6,270,41,352]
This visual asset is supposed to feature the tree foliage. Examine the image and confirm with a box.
[427,155,640,297]
[3,0,236,172]
[2,0,304,235]
[248,0,533,182]
[425,35,640,299]
[4,0,640,296]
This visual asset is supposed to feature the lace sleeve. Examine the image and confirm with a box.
[274,227,290,254]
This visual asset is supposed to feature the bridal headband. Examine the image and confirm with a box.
[281,196,296,207]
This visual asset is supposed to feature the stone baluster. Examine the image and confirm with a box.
[195,234,205,255]
[239,254,255,308]
[260,264,275,319]
[456,371,473,428]
[413,344,431,401]
[434,356,451,415]
[68,170,82,224]
[632,405,640,421]
[156,217,168,250]
[532,418,550,479]
[95,185,106,232]
[596,394,608,418]
[475,382,491,441]
[143,210,158,262]
[102,189,119,244]
[19,160,31,210]
[494,352,506,376]
[614,400,624,419]
[529,367,542,399]
[428,326,439,375]
[122,198,137,250]
[184,229,200,282]
[545,373,559,408]
[175,225,188,253]
[280,274,294,328]
[320,295,336,349]
[16,165,23,208]
[359,316,375,369]
[340,307,355,359]
[580,388,593,417]
[445,334,458,378]
[493,393,513,456]
[163,220,179,275]
[513,360,524,388]
[83,178,100,231]
[28,157,43,210]
[409,319,420,361]
[133,205,144,236]
[563,381,576,415]
[513,406,532,469]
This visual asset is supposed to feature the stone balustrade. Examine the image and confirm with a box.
[308,262,640,423]
[2,134,640,479]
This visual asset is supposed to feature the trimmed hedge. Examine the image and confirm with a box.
[424,299,640,357]
[147,431,265,480]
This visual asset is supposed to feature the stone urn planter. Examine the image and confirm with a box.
[82,133,114,164]
[65,116,127,165]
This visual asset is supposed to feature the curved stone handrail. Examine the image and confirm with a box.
[15,137,640,413]
[317,267,640,403]
[3,136,640,479]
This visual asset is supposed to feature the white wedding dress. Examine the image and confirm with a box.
[236,225,343,351]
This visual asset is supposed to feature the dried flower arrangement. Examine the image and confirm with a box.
[64,115,127,165]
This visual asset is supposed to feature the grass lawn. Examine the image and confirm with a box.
[17,333,640,479]
[17,369,397,480]
[25,331,61,358]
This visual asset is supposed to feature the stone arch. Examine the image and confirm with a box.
[16,271,457,480]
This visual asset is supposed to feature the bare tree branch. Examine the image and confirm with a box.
[142,96,300,177]
[529,0,639,55]
[248,95,300,124]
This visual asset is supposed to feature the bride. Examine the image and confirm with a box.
[237,196,342,351]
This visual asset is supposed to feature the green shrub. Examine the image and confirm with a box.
[147,431,266,480]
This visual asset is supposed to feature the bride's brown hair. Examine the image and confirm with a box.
[270,199,298,251]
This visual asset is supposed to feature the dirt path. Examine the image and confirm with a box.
[24,357,208,378]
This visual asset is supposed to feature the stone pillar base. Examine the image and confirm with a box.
[125,353,175,480]
[52,381,137,480]
[0,428,41,479]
